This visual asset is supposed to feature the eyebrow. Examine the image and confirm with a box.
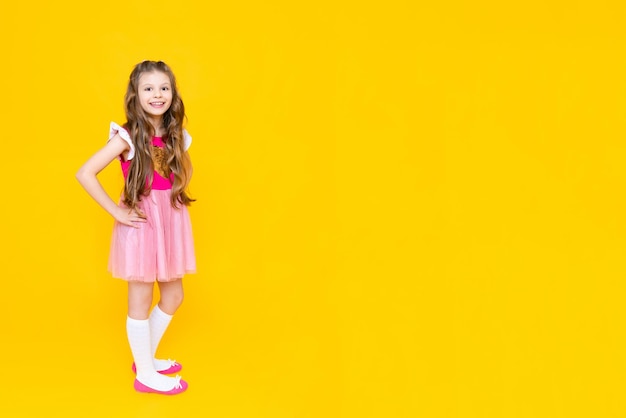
[140,82,171,87]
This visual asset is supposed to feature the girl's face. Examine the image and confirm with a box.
[137,71,173,119]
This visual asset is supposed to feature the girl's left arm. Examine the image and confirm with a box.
[186,151,193,177]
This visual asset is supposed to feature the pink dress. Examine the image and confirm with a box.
[107,122,196,282]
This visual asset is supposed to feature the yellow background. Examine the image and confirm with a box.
[2,0,626,417]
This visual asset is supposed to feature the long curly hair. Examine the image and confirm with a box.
[122,60,194,209]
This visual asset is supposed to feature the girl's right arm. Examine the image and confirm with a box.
[76,133,146,228]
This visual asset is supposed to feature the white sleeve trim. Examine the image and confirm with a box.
[109,121,135,160]
[183,129,192,151]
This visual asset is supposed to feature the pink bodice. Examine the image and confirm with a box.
[120,136,174,190]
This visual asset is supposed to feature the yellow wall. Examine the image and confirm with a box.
[2,0,626,417]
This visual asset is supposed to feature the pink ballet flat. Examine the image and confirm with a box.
[132,360,182,375]
[134,376,188,395]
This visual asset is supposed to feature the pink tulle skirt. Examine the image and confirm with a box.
[108,190,196,282]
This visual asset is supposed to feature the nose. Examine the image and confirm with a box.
[154,89,162,98]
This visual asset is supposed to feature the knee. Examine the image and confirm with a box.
[160,287,184,314]
[128,284,154,319]
[171,290,184,310]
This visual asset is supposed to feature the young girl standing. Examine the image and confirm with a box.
[76,60,196,395]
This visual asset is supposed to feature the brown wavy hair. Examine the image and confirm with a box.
[122,60,194,210]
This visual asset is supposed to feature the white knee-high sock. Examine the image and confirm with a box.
[149,305,177,370]
[127,317,180,391]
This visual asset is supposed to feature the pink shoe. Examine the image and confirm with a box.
[134,376,188,395]
[132,360,182,375]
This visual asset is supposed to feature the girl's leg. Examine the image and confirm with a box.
[127,281,186,394]
[128,281,154,320]
[157,279,184,314]
[148,280,184,370]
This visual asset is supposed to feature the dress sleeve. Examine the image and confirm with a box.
[183,129,192,151]
[109,121,135,160]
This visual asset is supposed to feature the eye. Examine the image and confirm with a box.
[162,87,169,91]
[144,87,152,91]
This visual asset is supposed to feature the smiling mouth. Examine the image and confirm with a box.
[150,102,165,106]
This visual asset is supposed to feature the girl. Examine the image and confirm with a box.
[76,60,196,395]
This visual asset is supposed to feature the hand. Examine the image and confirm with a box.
[114,206,147,228]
